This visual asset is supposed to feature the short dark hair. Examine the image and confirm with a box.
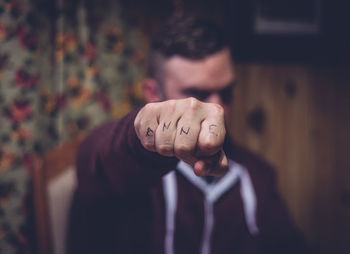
[147,16,230,83]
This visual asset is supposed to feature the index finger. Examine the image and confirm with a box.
[196,105,226,156]
[134,104,159,152]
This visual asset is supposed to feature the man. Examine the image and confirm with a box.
[68,16,309,254]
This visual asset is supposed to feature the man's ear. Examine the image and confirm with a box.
[142,78,163,103]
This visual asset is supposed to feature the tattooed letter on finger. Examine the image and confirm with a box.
[146,127,154,137]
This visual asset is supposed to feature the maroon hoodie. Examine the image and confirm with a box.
[67,108,310,254]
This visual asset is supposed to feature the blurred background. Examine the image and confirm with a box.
[0,0,349,253]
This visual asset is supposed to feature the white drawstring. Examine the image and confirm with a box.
[239,167,260,236]
[163,171,177,254]
[162,160,259,254]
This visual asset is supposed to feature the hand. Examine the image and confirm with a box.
[134,97,228,176]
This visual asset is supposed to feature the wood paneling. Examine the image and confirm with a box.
[229,63,350,254]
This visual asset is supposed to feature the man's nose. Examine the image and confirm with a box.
[205,93,223,106]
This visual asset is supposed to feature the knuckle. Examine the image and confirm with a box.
[166,99,176,109]
[174,143,193,157]
[187,97,200,110]
[163,99,177,114]
[143,140,155,151]
[199,139,220,154]
[157,144,174,156]
[144,102,157,113]
[211,103,224,116]
[143,103,152,111]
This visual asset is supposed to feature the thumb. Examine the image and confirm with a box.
[193,149,228,177]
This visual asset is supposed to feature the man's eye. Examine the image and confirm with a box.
[220,90,233,104]
[219,86,233,104]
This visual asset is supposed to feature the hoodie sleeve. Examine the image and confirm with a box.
[75,108,179,199]
[68,108,177,254]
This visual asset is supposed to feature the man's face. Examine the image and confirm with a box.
[161,48,235,122]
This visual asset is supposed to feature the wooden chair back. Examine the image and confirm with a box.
[32,136,83,254]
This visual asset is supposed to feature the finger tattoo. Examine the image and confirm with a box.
[163,122,171,131]
[146,127,154,137]
[209,124,218,136]
[180,127,190,135]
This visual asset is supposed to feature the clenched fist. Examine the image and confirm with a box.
[134,97,228,176]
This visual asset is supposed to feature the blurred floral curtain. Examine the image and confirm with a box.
[0,0,146,252]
